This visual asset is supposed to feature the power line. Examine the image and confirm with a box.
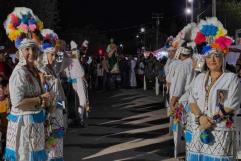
[98,12,188,34]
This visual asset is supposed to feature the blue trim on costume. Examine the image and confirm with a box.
[187,151,232,161]
[184,129,192,143]
[172,123,177,132]
[56,100,63,109]
[67,78,77,84]
[4,148,17,161]
[29,110,45,123]
[7,114,19,122]
[30,149,47,161]
[7,111,45,123]
[52,129,65,138]
[184,103,191,112]
[50,157,64,161]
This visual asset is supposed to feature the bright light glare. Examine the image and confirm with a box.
[140,27,145,33]
[185,8,192,15]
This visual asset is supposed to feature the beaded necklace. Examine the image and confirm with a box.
[204,71,223,112]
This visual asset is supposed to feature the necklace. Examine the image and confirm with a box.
[25,66,43,95]
[204,71,223,111]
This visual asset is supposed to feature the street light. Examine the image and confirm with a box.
[136,35,139,38]
[140,27,146,49]
[185,8,192,15]
[186,0,193,22]
[120,44,123,48]
[140,27,145,33]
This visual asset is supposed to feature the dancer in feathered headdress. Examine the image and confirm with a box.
[39,29,66,161]
[186,17,240,161]
[166,23,196,108]
[168,22,197,158]
[41,29,58,52]
[4,7,50,161]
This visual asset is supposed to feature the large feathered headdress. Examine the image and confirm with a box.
[172,23,196,49]
[192,17,233,56]
[4,7,44,49]
[172,23,196,57]
[41,29,58,53]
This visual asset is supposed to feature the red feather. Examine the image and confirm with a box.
[195,32,206,45]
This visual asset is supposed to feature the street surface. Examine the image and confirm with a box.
[64,89,177,161]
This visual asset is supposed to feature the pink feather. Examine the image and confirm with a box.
[29,24,37,32]
[45,34,51,40]
[18,24,28,32]
[215,36,233,50]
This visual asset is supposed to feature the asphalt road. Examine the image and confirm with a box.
[64,88,175,161]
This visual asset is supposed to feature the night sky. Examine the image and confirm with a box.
[59,0,184,29]
[0,0,189,51]
[58,0,186,39]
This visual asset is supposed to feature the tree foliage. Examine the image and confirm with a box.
[217,0,241,36]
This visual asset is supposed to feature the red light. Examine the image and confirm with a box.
[98,49,103,55]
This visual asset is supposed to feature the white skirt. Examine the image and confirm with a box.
[5,111,47,161]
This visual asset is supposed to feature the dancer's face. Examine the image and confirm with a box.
[168,49,176,59]
[47,50,56,65]
[21,46,38,64]
[205,52,223,72]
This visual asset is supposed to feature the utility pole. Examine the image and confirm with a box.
[152,13,163,50]
[191,0,194,22]
[212,0,216,17]
[197,0,201,22]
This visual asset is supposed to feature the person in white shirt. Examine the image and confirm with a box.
[169,45,193,158]
[164,46,176,77]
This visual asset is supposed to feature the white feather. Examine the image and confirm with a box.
[41,29,58,40]
[172,22,196,48]
[70,40,78,50]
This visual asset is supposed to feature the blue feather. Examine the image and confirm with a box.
[21,15,29,24]
[42,42,53,50]
[28,18,36,25]
[15,38,23,48]
[201,25,218,36]
[202,45,212,55]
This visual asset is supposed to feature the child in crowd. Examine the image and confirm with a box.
[0,79,10,159]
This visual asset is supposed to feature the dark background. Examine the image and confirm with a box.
[0,0,241,54]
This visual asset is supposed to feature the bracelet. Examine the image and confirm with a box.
[38,96,43,106]
[218,103,227,115]
[195,114,203,125]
